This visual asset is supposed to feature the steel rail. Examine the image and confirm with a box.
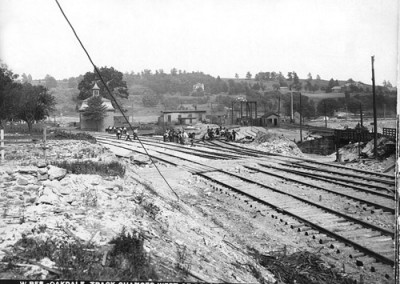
[196,171,394,266]
[96,136,232,161]
[133,137,242,160]
[206,140,262,157]
[210,169,394,238]
[288,162,395,186]
[280,163,392,193]
[95,139,179,166]
[292,159,395,180]
[244,165,394,213]
[218,140,395,180]
[97,134,241,160]
[97,136,394,266]
[96,137,216,172]
[258,163,394,200]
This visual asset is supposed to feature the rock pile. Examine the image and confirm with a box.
[250,132,304,157]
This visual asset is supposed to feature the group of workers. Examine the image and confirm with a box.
[106,125,238,145]
[202,126,237,142]
[106,126,138,141]
[162,126,238,146]
[163,129,196,146]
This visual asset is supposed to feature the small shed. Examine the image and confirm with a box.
[261,112,280,126]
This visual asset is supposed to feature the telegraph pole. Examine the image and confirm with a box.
[299,92,303,142]
[231,102,234,125]
[278,93,281,117]
[360,103,363,127]
[371,56,377,158]
[290,92,293,123]
[324,102,327,128]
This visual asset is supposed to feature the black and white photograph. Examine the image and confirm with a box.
[0,0,398,283]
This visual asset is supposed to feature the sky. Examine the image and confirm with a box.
[0,0,398,86]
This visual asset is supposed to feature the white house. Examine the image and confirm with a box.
[331,86,342,93]
[79,82,115,131]
[193,83,205,92]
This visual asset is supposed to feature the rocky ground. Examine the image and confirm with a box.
[0,132,395,283]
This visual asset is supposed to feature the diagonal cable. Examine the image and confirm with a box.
[54,0,180,201]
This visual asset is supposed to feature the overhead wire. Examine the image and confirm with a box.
[54,0,180,201]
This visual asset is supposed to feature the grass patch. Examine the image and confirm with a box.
[50,130,96,143]
[51,160,125,177]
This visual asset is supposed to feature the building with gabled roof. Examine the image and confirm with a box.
[260,112,280,126]
[159,110,206,125]
[79,82,116,131]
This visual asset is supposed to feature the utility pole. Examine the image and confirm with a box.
[240,102,243,122]
[371,56,377,158]
[299,92,303,142]
[278,93,281,117]
[255,102,257,125]
[360,103,363,127]
[290,92,293,123]
[324,101,327,128]
[231,102,234,125]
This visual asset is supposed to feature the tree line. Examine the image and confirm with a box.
[123,69,229,96]
[0,64,56,131]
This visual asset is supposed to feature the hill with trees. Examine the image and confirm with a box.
[10,64,396,122]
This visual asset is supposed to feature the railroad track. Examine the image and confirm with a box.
[257,163,395,199]
[96,134,247,160]
[95,134,395,279]
[210,141,395,194]
[243,164,394,213]
[214,140,395,180]
[281,163,393,193]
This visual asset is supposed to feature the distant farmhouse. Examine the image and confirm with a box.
[331,86,342,93]
[193,83,204,92]
[78,82,115,131]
